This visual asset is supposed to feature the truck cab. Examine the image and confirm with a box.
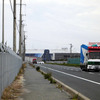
[80,44,100,71]
[32,58,37,64]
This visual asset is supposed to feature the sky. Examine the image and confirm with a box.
[0,0,100,53]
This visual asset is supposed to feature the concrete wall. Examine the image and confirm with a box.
[0,52,22,98]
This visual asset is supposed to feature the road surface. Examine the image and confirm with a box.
[35,64,100,100]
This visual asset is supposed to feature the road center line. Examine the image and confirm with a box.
[40,65,100,85]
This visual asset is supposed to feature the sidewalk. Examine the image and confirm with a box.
[18,63,71,100]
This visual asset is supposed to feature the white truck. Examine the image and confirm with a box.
[80,44,100,71]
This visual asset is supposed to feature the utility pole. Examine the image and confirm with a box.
[19,0,22,57]
[13,0,16,52]
[2,0,4,45]
[23,34,26,61]
[21,24,25,60]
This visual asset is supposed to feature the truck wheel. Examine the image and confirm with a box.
[81,68,85,71]
[86,69,89,72]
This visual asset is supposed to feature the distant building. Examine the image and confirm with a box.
[42,49,51,61]
[51,53,80,61]
[25,49,80,61]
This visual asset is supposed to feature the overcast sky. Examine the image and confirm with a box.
[0,0,100,53]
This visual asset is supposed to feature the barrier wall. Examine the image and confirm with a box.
[0,52,22,98]
[67,58,80,64]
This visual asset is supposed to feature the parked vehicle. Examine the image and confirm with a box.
[80,44,100,71]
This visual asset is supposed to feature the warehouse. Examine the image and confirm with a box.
[52,53,80,61]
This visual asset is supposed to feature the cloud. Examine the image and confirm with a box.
[26,0,100,7]
[0,0,100,52]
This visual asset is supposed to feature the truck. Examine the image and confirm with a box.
[32,58,37,64]
[80,44,100,71]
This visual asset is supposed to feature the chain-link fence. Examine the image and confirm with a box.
[0,43,22,98]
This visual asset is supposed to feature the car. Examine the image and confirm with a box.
[37,61,44,64]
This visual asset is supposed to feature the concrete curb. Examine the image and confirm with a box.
[52,77,90,100]
[41,70,90,100]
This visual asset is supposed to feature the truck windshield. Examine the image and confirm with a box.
[88,62,100,65]
[89,52,100,59]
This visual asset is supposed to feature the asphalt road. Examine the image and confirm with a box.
[35,64,100,100]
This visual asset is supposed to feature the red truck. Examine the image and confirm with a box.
[32,58,37,64]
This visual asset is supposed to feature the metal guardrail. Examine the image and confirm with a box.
[0,43,22,98]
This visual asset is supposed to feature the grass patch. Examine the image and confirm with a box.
[48,77,56,84]
[35,66,56,84]
[72,94,78,100]
[72,99,78,100]
[15,63,26,81]
[56,84,62,89]
[44,72,52,79]
[56,84,63,91]
[44,73,56,84]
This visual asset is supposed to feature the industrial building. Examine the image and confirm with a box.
[52,53,80,61]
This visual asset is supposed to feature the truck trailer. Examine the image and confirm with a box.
[80,44,100,71]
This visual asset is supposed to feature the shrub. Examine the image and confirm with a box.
[36,66,40,71]
[48,77,56,84]
[43,72,56,84]
[44,72,52,79]
[72,94,78,100]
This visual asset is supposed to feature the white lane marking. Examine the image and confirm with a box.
[89,72,94,75]
[40,66,100,85]
[75,70,80,72]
